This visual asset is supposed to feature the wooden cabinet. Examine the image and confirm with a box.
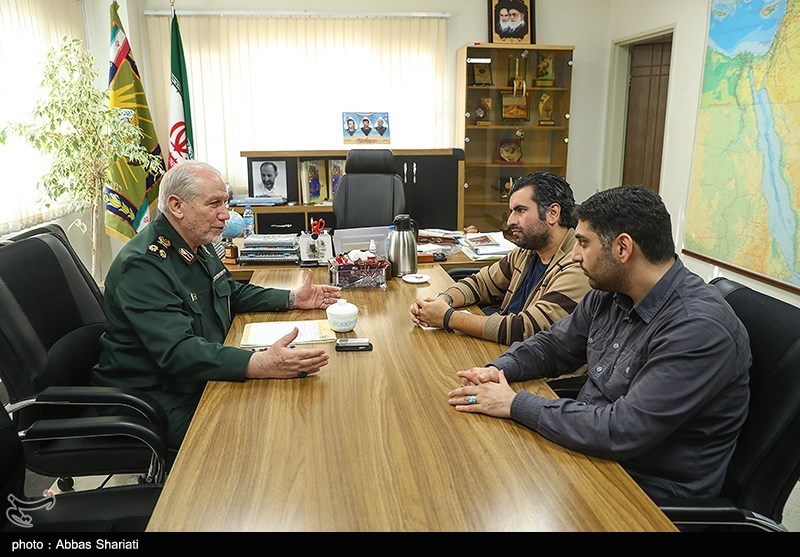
[240,149,463,234]
[455,44,574,233]
[394,150,464,230]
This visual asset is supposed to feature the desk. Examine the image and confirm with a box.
[225,248,494,283]
[146,266,676,532]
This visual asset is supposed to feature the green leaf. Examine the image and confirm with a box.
[5,36,165,240]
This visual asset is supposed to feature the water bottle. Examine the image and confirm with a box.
[242,205,255,238]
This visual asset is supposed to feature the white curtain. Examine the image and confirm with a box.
[144,13,448,195]
[0,0,85,235]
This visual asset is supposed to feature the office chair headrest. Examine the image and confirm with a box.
[344,149,397,174]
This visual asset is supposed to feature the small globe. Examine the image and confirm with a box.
[222,210,245,239]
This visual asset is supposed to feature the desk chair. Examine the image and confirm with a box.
[447,267,479,282]
[333,149,406,229]
[0,225,170,491]
[0,407,163,532]
[656,277,800,532]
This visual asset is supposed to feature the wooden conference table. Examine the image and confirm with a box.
[146,265,676,532]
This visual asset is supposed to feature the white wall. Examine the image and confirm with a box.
[71,0,799,307]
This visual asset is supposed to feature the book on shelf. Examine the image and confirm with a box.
[459,232,515,255]
[300,160,328,204]
[240,319,336,349]
[328,159,345,198]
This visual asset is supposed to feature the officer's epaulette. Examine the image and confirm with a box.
[146,242,168,261]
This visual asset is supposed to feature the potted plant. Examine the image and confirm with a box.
[0,37,163,280]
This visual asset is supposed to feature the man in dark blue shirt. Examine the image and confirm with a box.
[448,185,751,500]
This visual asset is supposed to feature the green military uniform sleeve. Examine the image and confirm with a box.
[112,254,251,393]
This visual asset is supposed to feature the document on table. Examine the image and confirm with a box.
[240,319,336,348]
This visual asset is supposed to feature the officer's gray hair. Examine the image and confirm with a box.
[158,160,224,213]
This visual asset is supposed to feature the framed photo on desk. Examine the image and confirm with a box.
[247,158,297,202]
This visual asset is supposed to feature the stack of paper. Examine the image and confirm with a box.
[459,232,515,259]
[240,319,336,349]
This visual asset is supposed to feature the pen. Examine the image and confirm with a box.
[250,344,295,352]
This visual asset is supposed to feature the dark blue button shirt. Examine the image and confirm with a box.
[491,258,751,499]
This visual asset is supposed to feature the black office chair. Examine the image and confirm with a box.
[0,225,171,491]
[447,267,479,282]
[656,277,800,532]
[333,149,406,229]
[0,407,163,532]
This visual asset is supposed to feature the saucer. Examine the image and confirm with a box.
[402,273,431,284]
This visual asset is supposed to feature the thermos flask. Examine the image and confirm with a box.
[387,214,419,277]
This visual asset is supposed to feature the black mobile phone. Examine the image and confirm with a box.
[335,338,373,352]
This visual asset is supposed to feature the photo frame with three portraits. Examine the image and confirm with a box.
[489,0,535,44]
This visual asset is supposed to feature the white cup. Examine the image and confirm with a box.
[326,299,358,332]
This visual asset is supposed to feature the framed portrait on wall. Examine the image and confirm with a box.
[489,0,535,44]
[342,111,390,144]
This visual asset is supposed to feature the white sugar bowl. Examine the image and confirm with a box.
[326,299,359,332]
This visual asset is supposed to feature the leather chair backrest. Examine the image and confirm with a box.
[0,408,25,501]
[333,149,406,229]
[711,277,800,523]
[0,227,105,414]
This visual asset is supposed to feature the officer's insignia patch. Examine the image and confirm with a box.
[147,244,167,260]
[179,247,195,262]
[157,236,172,248]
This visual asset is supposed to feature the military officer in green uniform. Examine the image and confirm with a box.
[92,160,341,449]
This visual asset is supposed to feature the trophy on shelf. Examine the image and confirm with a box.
[535,52,555,87]
[507,51,528,97]
[475,97,493,126]
[537,93,555,126]
[471,61,493,86]
[497,176,514,201]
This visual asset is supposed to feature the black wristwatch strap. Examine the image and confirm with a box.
[443,307,455,333]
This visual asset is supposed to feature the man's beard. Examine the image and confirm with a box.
[511,222,549,251]
[499,22,511,31]
[508,20,523,31]
[583,250,628,293]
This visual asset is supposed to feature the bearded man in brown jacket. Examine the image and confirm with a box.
[410,172,590,346]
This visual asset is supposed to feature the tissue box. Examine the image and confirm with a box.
[328,257,390,289]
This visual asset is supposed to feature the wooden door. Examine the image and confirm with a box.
[622,39,671,192]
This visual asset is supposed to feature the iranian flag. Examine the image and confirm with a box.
[168,7,194,169]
